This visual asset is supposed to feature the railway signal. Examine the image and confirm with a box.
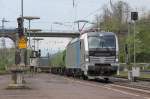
[131,12,138,21]
[125,44,129,65]
[17,17,24,37]
[17,17,27,49]
[38,49,41,57]
[130,12,140,82]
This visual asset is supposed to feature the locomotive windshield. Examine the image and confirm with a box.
[88,35,116,49]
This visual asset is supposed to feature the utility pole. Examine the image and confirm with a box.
[73,0,76,31]
[1,18,9,49]
[20,0,25,66]
[96,16,100,32]
[133,21,136,67]
[1,18,9,69]
[127,22,131,65]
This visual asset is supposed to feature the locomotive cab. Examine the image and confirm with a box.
[80,32,119,79]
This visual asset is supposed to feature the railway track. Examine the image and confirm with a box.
[113,81,150,91]
[114,75,150,82]
[101,77,150,96]
[50,73,150,96]
[110,77,150,90]
[57,75,150,98]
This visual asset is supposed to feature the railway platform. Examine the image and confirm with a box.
[0,73,149,99]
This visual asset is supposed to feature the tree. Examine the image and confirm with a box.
[95,1,131,62]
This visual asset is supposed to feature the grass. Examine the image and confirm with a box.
[115,71,150,79]
[0,70,8,75]
[140,73,150,79]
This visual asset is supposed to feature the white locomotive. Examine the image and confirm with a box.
[65,32,119,80]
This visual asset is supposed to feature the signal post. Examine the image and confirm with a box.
[127,12,140,82]
[8,17,27,89]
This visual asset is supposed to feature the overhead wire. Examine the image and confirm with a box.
[83,7,103,19]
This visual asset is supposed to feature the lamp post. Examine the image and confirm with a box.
[23,16,40,48]
[32,38,43,51]
[1,18,9,49]
[32,38,43,67]
[27,29,42,51]
[1,18,9,69]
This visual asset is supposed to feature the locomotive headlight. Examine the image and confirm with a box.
[85,54,89,62]
[85,58,89,62]
[116,58,119,62]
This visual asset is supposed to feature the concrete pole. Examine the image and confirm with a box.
[34,32,35,51]
[1,18,5,69]
[133,21,136,67]
[28,20,31,48]
[1,18,9,49]
[20,0,25,66]
[127,22,131,80]
[1,18,9,69]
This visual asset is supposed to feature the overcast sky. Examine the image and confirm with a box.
[1,0,150,56]
[0,0,150,30]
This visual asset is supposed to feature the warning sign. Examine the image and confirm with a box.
[18,36,27,49]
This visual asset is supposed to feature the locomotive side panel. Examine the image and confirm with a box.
[66,38,80,69]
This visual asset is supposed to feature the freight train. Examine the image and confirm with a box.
[50,32,119,81]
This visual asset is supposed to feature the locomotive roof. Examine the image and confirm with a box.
[86,32,116,36]
[67,37,80,46]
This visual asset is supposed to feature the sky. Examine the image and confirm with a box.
[0,0,150,30]
[0,0,150,56]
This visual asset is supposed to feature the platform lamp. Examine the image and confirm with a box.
[23,16,40,48]
[32,38,44,51]
[27,29,42,51]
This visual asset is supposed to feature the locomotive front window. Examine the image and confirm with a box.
[88,35,116,49]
